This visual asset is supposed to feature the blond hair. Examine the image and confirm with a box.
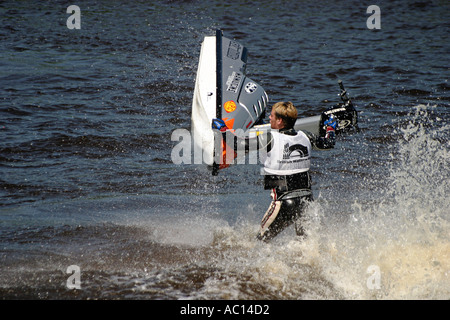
[272,101,297,128]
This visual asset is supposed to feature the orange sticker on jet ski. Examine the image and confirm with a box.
[224,100,236,113]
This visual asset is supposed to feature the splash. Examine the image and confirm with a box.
[301,104,450,299]
[199,105,449,300]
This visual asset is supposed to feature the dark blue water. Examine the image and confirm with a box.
[1,0,449,300]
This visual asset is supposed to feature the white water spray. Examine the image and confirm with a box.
[300,104,450,299]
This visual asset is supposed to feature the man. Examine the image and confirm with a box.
[213,101,335,241]
[258,101,314,241]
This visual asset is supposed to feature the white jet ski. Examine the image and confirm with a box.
[191,29,358,175]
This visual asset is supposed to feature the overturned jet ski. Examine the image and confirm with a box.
[191,30,268,172]
[191,29,358,175]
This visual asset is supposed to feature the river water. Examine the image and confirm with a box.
[0,0,449,300]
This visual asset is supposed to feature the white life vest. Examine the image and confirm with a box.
[264,130,311,175]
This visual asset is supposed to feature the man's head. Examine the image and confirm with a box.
[269,101,297,130]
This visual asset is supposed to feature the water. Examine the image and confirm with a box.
[1,0,449,300]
